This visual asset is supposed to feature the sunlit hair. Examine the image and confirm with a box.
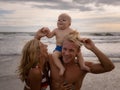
[58,13,71,25]
[17,39,48,82]
[64,30,82,47]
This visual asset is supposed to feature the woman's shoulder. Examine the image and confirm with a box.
[31,66,40,73]
[28,66,42,80]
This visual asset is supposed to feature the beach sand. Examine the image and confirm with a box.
[0,56,119,90]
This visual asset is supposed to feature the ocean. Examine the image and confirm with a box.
[0,32,120,61]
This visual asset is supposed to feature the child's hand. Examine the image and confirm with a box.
[42,27,50,35]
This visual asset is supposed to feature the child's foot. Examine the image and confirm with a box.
[81,65,90,72]
[59,68,65,76]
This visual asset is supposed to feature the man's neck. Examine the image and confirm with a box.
[63,59,75,66]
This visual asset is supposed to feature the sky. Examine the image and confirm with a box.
[0,0,120,32]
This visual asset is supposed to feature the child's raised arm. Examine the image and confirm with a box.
[43,27,56,38]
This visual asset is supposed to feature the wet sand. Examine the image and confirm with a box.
[81,62,120,90]
[0,56,119,90]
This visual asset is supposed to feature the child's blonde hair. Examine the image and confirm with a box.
[64,30,82,47]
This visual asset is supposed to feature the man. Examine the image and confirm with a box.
[48,31,115,90]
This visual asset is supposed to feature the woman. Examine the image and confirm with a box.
[17,38,49,90]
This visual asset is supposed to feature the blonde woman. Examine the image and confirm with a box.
[17,39,49,90]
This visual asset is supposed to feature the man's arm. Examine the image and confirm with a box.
[81,38,115,74]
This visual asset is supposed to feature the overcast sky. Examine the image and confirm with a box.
[0,0,120,32]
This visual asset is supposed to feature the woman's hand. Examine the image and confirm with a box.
[61,81,75,90]
[35,27,49,40]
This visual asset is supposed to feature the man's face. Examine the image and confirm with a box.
[62,40,79,63]
[57,15,70,30]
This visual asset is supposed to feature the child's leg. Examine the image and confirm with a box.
[52,51,65,76]
[77,52,90,72]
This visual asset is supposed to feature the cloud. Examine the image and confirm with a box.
[73,0,120,6]
[0,0,120,32]
[0,9,14,15]
[1,0,119,12]
[2,0,120,5]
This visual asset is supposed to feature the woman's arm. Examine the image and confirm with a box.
[34,28,48,40]
[28,67,42,90]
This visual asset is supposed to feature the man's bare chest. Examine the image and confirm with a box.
[64,66,85,82]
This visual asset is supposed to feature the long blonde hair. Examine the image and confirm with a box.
[18,39,48,82]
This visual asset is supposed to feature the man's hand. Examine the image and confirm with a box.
[80,38,95,50]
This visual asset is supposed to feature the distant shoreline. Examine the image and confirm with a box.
[0,31,120,36]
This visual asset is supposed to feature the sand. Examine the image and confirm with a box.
[0,56,119,90]
[81,62,120,90]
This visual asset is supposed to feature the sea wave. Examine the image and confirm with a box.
[0,53,20,56]
[0,32,120,61]
[81,32,120,36]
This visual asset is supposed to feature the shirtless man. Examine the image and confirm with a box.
[48,31,115,90]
